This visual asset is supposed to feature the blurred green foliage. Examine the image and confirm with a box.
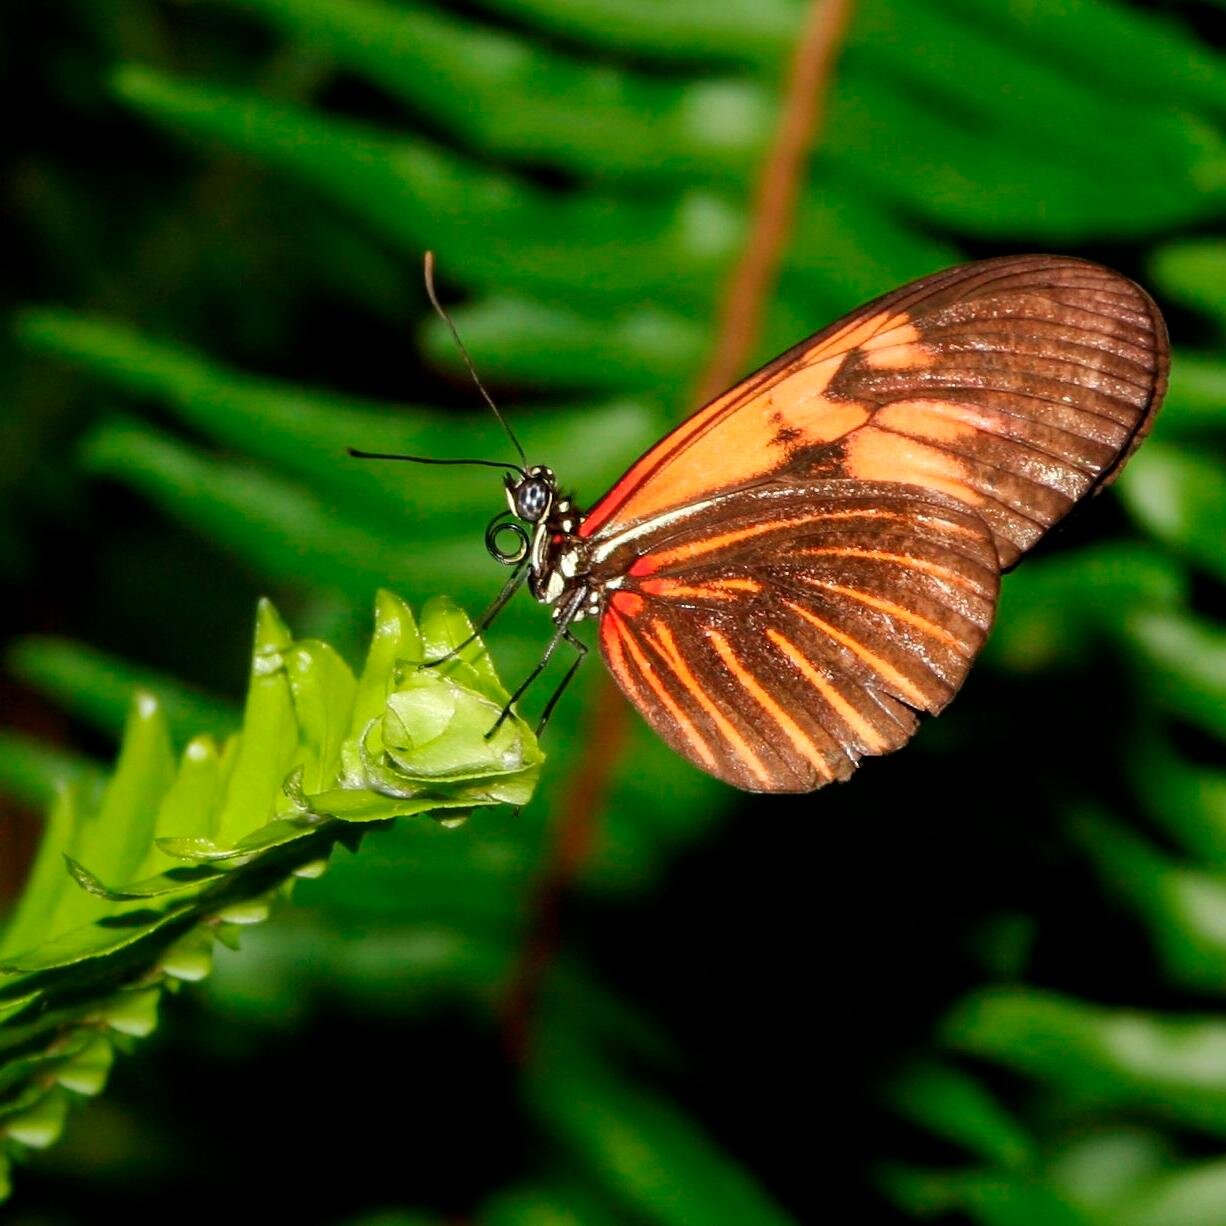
[1,0,1225,1220]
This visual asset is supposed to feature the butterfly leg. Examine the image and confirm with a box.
[423,560,530,669]
[534,629,588,737]
[485,589,585,739]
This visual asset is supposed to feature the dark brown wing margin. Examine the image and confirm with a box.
[801,255,1169,568]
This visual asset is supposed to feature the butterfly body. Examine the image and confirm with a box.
[487,255,1168,793]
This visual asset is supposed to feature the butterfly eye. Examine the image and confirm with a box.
[485,513,530,565]
[514,479,551,522]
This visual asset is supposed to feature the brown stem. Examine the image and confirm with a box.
[502,0,856,1062]
[694,0,856,407]
[502,687,629,1063]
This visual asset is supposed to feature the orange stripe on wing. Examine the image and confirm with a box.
[842,427,984,508]
[632,515,814,575]
[608,612,718,771]
[643,619,773,787]
[858,322,937,371]
[706,628,832,778]
[635,506,987,576]
[610,590,645,617]
[638,577,764,600]
[799,579,968,652]
[765,628,890,754]
[708,577,764,593]
[784,600,930,708]
[810,307,912,359]
[600,609,639,700]
[858,319,924,351]
[794,546,985,594]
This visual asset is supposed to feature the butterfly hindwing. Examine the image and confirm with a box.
[596,482,1000,792]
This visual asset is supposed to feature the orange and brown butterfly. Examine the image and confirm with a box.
[358,255,1169,793]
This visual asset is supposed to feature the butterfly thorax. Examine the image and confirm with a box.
[529,511,597,621]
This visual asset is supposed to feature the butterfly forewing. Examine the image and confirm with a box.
[581,255,1167,569]
[582,256,1169,792]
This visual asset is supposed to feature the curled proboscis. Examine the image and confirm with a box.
[485,513,530,565]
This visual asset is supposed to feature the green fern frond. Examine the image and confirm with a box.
[0,592,539,1192]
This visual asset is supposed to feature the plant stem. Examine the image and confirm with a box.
[694,0,856,406]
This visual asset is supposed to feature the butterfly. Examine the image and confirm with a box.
[355,255,1168,793]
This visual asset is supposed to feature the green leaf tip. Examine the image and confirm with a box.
[253,596,293,660]
[62,855,117,901]
[334,593,542,814]
[0,591,538,1197]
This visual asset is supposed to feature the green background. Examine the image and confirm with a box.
[2,0,1226,1221]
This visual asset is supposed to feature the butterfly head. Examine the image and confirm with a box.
[484,466,559,567]
[505,465,556,523]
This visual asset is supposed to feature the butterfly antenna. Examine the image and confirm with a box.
[346,448,524,475]
[424,251,528,469]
